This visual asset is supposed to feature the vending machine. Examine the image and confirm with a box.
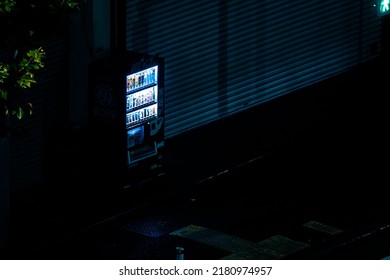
[88,51,165,189]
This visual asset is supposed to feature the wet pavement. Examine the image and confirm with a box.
[1,57,390,260]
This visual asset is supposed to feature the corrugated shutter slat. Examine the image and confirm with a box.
[126,0,381,138]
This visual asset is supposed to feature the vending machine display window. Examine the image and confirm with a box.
[126,65,157,93]
[126,103,158,128]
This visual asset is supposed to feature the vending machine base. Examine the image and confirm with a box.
[124,135,165,189]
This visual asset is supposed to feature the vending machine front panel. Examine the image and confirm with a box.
[124,64,161,166]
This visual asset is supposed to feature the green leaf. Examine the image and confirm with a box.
[18,48,45,73]
[0,1,82,124]
[14,107,25,120]
[0,0,16,13]
[17,75,37,88]
[27,103,33,115]
[19,58,29,69]
[0,63,10,83]
[0,89,8,100]
[60,0,82,9]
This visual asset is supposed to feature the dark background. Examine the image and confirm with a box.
[1,1,389,259]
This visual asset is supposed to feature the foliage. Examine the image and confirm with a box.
[0,0,83,137]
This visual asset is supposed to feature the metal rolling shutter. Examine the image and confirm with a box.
[126,0,381,138]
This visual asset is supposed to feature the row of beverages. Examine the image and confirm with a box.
[126,66,157,92]
[126,104,158,127]
[126,86,157,111]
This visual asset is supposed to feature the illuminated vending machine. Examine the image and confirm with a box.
[124,57,165,186]
[89,51,165,189]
